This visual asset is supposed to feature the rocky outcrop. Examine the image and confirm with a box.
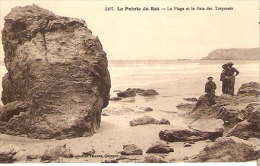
[189,136,260,162]
[227,107,260,139]
[129,116,170,126]
[41,145,74,162]
[201,48,259,60]
[121,144,143,155]
[237,82,259,96]
[187,82,260,139]
[0,5,111,139]
[0,143,20,163]
[159,128,223,142]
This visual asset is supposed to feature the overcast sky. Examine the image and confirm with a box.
[0,0,259,60]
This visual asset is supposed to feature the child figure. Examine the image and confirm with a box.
[205,76,217,106]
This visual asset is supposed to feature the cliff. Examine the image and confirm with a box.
[201,48,259,60]
[0,5,111,139]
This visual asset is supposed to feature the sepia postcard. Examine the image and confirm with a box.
[0,0,259,165]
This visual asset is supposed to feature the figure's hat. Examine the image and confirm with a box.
[222,64,227,68]
[227,62,234,66]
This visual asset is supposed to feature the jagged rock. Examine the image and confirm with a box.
[226,121,256,139]
[191,94,211,112]
[0,143,20,163]
[41,145,74,162]
[189,136,260,162]
[185,82,260,143]
[237,82,260,96]
[139,89,159,96]
[176,103,196,111]
[146,144,174,153]
[188,101,220,121]
[248,107,260,127]
[0,101,29,122]
[121,144,143,155]
[188,119,224,134]
[143,155,167,163]
[188,82,259,123]
[183,98,197,102]
[217,106,242,127]
[129,116,170,126]
[109,97,122,101]
[1,5,111,139]
[159,128,223,142]
[217,104,258,130]
[226,107,260,139]
[143,107,153,112]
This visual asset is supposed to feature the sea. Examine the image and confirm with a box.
[0,60,259,111]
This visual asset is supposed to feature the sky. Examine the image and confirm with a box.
[0,0,259,60]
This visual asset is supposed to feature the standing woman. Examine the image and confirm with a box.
[226,62,239,95]
[220,64,228,94]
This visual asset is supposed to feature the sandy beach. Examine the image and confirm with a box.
[0,94,214,163]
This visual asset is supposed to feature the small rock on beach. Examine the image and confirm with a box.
[121,144,143,155]
[130,116,170,126]
[146,143,174,153]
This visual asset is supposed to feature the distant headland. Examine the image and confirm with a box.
[201,48,259,60]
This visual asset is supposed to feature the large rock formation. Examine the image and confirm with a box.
[201,48,259,60]
[186,82,259,139]
[0,5,111,139]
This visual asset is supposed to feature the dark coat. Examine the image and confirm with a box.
[205,81,217,93]
[226,67,239,77]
